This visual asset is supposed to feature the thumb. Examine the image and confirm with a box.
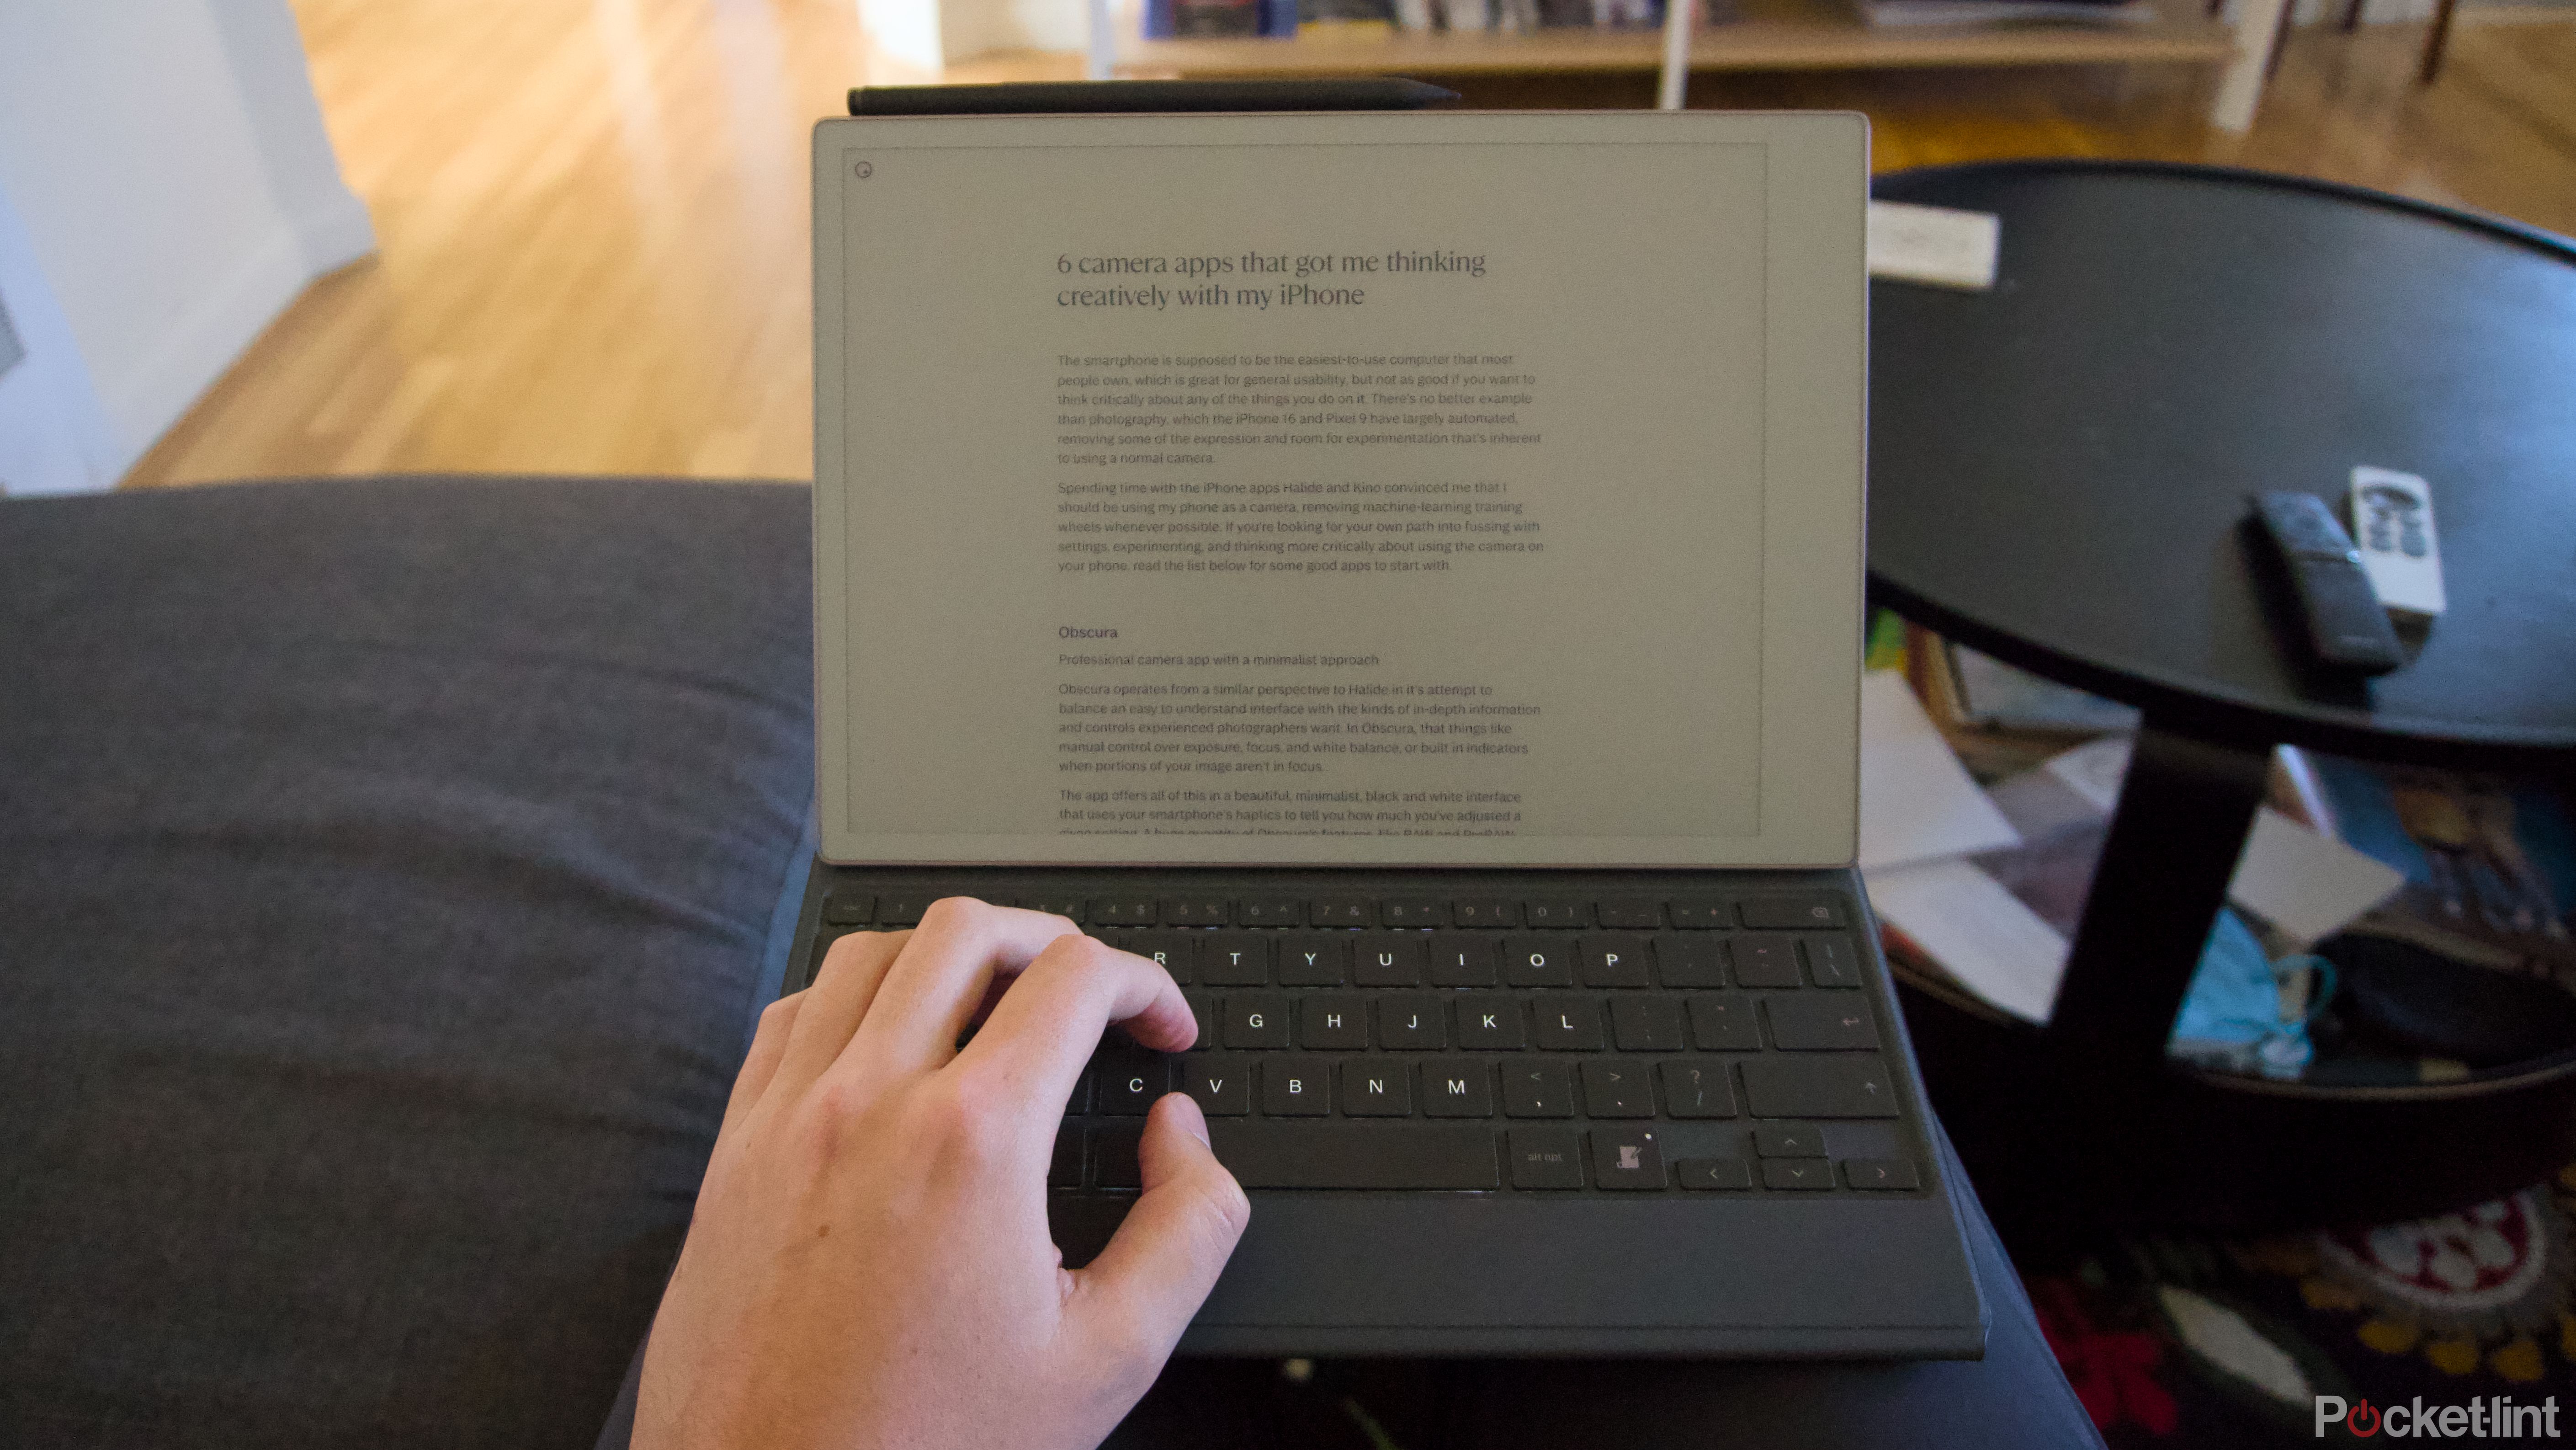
[1071,1093,1249,1349]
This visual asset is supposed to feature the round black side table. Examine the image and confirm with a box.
[1866,159,2576,1231]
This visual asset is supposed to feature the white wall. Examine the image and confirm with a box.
[0,0,372,495]
[856,0,1087,73]
[0,185,121,498]
[940,0,1089,58]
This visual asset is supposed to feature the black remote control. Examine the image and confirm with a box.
[2249,491,2405,675]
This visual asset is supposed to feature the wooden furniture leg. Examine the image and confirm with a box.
[2420,0,2458,82]
[2266,0,2298,79]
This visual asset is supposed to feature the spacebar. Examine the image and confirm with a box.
[1206,1123,1500,1189]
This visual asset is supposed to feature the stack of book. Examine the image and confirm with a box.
[1144,0,1697,38]
[1851,0,2154,26]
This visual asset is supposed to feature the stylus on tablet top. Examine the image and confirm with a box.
[849,79,1461,116]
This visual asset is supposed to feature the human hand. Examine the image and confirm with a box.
[634,898,1249,1450]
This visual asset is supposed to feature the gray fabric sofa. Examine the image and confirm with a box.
[0,475,2099,1450]
[0,478,813,1448]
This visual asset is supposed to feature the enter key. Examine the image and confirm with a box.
[1765,996,1880,1051]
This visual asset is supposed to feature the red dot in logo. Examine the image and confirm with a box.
[2350,1400,2380,1437]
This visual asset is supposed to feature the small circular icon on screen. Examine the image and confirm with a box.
[853,160,873,179]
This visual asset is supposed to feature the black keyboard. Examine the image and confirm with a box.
[802,885,1925,1199]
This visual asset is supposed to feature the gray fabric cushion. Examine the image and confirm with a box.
[0,477,814,1450]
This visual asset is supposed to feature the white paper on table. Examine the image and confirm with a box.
[1865,201,2000,291]
[1858,671,2022,871]
[2227,807,2406,944]
[2041,733,2134,816]
[1864,858,2068,1024]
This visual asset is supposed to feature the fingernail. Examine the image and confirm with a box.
[1173,1093,1211,1147]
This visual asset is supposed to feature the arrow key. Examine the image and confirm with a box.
[1762,1159,1834,1191]
[1843,1157,1923,1191]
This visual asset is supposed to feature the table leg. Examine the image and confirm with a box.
[2043,726,2271,1080]
[2418,0,2458,82]
[1656,0,1695,110]
[2209,0,2293,132]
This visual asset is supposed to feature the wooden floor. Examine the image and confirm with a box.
[122,1,2576,487]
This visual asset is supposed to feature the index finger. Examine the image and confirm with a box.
[947,934,1194,1125]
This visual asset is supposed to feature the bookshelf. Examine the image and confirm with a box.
[1115,0,2235,79]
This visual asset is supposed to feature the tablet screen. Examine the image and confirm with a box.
[814,112,1864,866]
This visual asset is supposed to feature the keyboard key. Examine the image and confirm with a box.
[1262,1057,1331,1116]
[1740,895,1847,930]
[1610,997,1684,1052]
[1050,1124,1083,1187]
[1376,993,1446,1050]
[1210,1123,1499,1189]
[1802,933,1864,988]
[1657,934,1728,987]
[1095,1049,1169,1114]
[1181,993,1215,1051]
[1065,1064,1094,1116]
[1668,897,1731,930]
[1454,995,1526,1049]
[1659,1060,1737,1118]
[1381,898,1448,928]
[1741,1056,1901,1119]
[877,895,934,927]
[1521,899,1592,929]
[1235,897,1303,928]
[1677,1157,1753,1190]
[1501,935,1575,987]
[1089,897,1157,926]
[821,889,873,925]
[1762,1159,1833,1191]
[1754,1125,1824,1158]
[1123,932,1196,982]
[1428,935,1500,987]
[1180,1056,1251,1116]
[1580,1060,1655,1117]
[1597,898,1665,930]
[1023,894,1084,921]
[1299,994,1368,1050]
[1277,933,1348,986]
[1766,996,1879,1051]
[1354,935,1425,986]
[1340,1060,1412,1116]
[1091,1125,1143,1188]
[1309,897,1373,928]
[1508,1127,1584,1188]
[1579,934,1654,988]
[1196,933,1270,986]
[1686,994,1760,1050]
[1159,897,1231,927]
[1452,897,1520,929]
[1843,1157,1923,1191]
[1591,1128,1664,1189]
[1419,1059,1494,1117]
[1502,1060,1576,1117]
[1222,993,1290,1050]
[1530,995,1604,1050]
[1731,933,1803,988]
